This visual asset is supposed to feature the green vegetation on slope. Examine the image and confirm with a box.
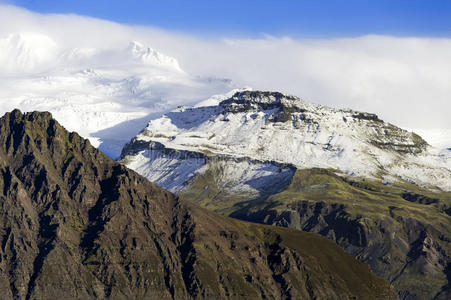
[228,218,393,298]
[181,167,451,299]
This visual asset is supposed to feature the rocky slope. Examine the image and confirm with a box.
[0,109,396,299]
[121,91,451,299]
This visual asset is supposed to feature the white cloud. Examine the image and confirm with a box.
[0,4,449,145]
[167,35,451,130]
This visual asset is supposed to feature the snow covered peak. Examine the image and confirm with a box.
[0,35,183,75]
[220,91,305,111]
[123,90,450,191]
[218,90,327,119]
[126,41,182,71]
[222,90,294,106]
[0,33,233,158]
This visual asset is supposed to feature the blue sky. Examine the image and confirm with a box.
[3,0,451,37]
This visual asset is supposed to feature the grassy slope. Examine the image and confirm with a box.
[181,167,451,299]
[227,217,394,299]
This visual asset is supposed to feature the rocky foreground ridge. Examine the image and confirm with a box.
[0,109,396,299]
[121,91,451,299]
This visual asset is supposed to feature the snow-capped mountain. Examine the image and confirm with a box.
[122,90,451,192]
[0,32,233,157]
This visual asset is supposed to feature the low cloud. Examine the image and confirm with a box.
[0,4,450,131]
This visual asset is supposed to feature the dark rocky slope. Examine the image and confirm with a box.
[0,110,396,299]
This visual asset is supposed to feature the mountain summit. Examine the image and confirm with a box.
[123,90,449,191]
[0,109,395,299]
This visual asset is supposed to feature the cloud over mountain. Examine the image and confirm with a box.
[0,4,450,148]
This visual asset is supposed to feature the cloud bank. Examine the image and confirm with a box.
[0,4,450,141]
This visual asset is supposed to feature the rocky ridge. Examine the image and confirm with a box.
[0,109,395,299]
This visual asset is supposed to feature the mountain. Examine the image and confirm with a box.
[121,91,451,299]
[0,32,234,158]
[122,90,450,191]
[0,109,396,299]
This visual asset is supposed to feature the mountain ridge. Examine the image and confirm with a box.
[123,90,449,191]
[0,109,396,299]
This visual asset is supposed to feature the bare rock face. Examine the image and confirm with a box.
[0,110,396,299]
